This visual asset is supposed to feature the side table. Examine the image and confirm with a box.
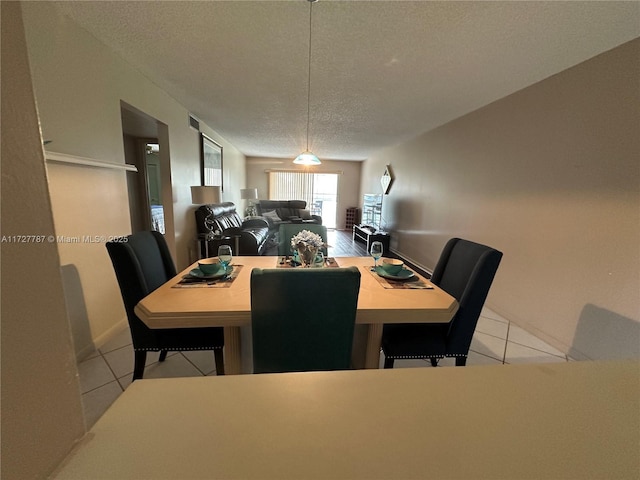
[197,235,239,259]
[352,225,390,253]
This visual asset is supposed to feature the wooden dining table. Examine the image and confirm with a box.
[134,256,458,374]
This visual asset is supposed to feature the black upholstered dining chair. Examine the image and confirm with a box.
[250,267,361,373]
[277,224,329,257]
[382,238,502,367]
[106,231,225,381]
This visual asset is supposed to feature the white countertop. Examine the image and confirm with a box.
[53,360,639,479]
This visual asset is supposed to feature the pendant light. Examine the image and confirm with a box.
[294,0,321,165]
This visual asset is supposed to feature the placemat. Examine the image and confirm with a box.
[173,265,244,288]
[366,266,434,290]
[276,256,340,268]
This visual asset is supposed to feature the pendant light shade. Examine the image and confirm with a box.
[293,150,321,165]
[295,0,321,166]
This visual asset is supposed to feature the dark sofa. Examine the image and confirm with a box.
[195,202,271,256]
[255,200,322,237]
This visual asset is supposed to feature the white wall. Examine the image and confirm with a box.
[21,2,246,353]
[246,157,362,230]
[1,3,85,478]
[361,39,640,360]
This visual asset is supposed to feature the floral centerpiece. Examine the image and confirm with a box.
[291,230,325,267]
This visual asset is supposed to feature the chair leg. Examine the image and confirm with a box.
[430,358,439,367]
[133,351,147,381]
[214,349,225,375]
[383,357,394,369]
[159,350,168,362]
[455,356,467,366]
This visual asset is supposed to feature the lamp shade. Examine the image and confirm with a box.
[191,186,221,205]
[240,188,258,200]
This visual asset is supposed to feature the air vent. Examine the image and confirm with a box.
[188,114,200,131]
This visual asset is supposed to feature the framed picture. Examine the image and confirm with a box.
[201,133,223,191]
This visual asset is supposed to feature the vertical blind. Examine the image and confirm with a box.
[268,171,315,205]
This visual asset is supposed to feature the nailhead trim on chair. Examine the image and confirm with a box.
[134,346,223,351]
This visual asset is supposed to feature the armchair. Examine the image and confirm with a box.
[277,224,329,257]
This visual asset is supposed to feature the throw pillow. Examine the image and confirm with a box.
[262,210,281,222]
[299,209,312,220]
[276,207,295,219]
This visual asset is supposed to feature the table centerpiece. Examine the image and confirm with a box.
[291,230,325,267]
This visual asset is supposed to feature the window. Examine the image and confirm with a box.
[268,171,339,228]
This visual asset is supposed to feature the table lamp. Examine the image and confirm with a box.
[240,187,258,216]
[191,186,221,205]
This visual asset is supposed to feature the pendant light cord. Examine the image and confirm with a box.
[305,0,313,152]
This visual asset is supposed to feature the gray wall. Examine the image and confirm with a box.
[1,3,85,478]
[361,39,640,360]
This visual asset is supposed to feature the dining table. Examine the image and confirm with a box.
[134,256,458,374]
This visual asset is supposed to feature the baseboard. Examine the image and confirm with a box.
[76,318,128,362]
[75,343,98,363]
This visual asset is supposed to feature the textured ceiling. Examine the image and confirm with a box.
[55,1,639,161]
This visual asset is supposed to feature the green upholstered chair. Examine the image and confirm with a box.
[250,267,361,373]
[278,223,328,257]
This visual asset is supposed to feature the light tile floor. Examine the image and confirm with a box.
[78,306,568,429]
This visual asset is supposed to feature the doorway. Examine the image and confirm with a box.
[120,103,170,235]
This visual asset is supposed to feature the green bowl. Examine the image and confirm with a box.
[198,261,222,275]
[381,258,404,275]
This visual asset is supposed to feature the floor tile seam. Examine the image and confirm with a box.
[468,346,504,363]
[505,338,568,359]
[79,354,119,395]
[98,340,133,356]
[473,329,508,342]
[101,344,136,379]
[478,313,509,325]
[98,351,125,392]
[116,376,130,391]
[180,352,211,376]
[81,378,122,396]
[469,349,506,364]
[501,322,510,362]
[479,310,510,322]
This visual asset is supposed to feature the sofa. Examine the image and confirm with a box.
[195,203,271,256]
[255,200,322,237]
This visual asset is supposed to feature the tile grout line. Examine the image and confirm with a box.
[180,352,213,376]
[467,349,504,364]
[506,339,568,359]
[80,352,122,396]
[502,321,510,364]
